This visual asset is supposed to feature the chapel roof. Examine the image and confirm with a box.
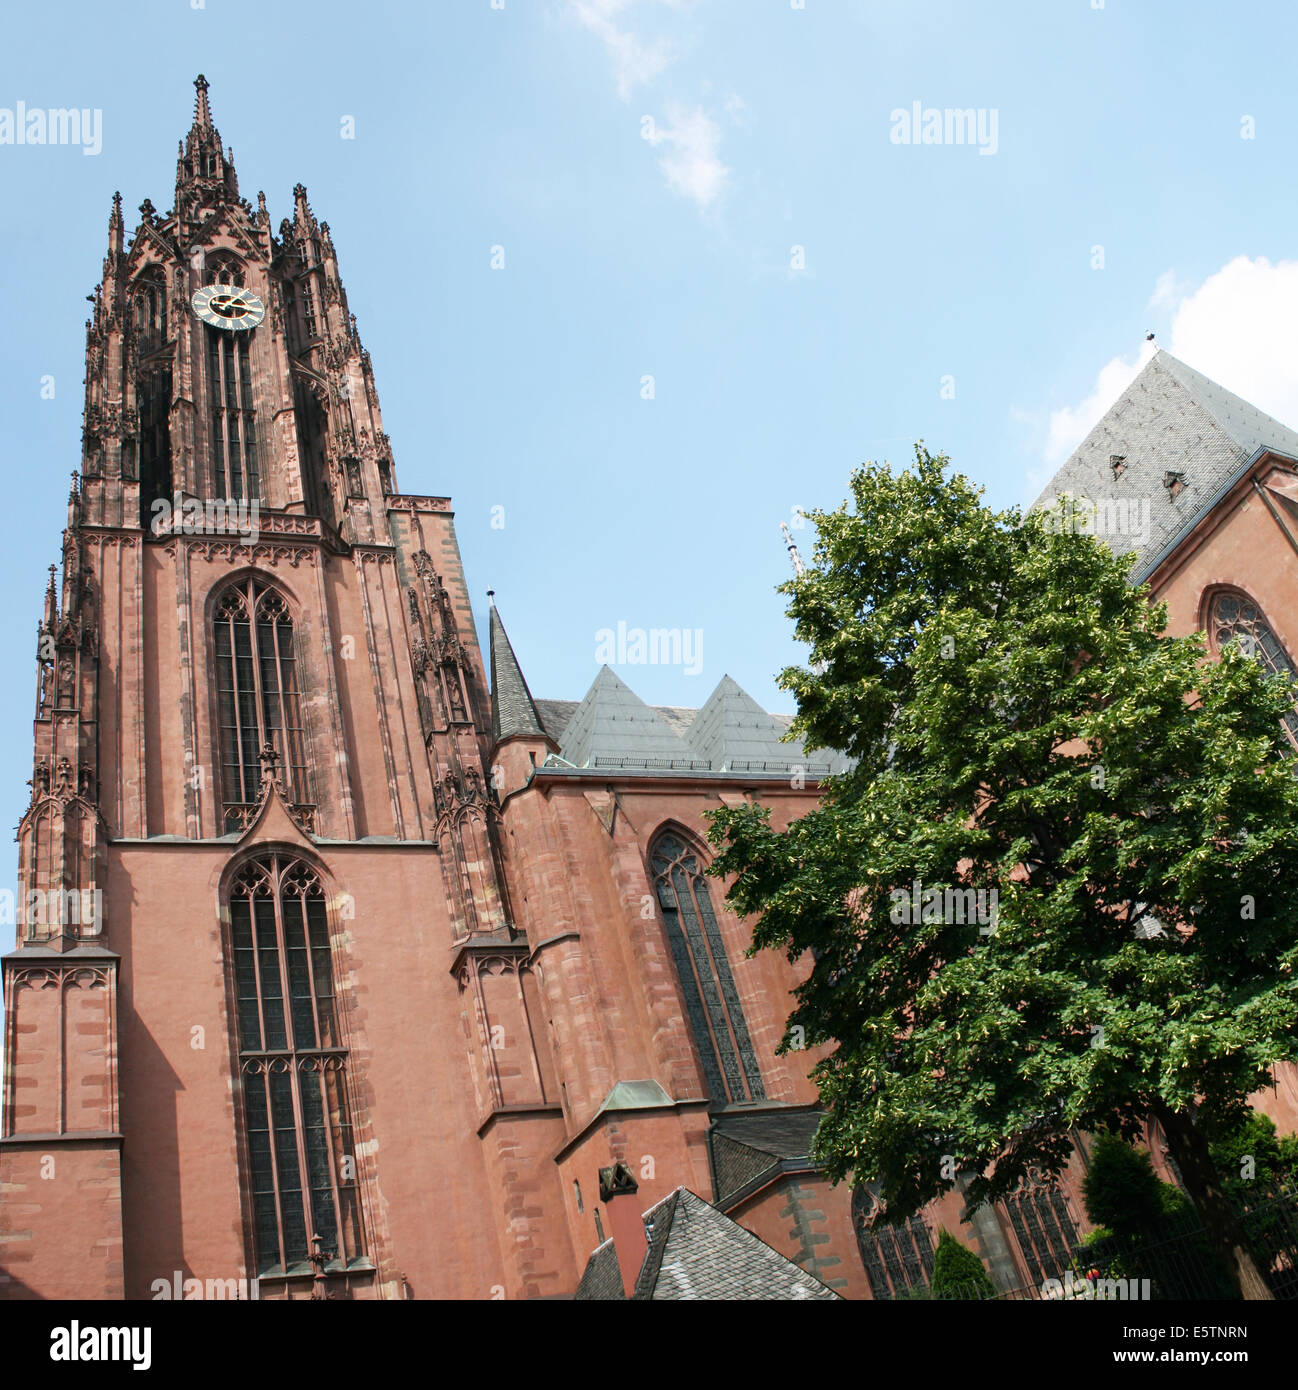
[1033,348,1298,578]
[572,1187,840,1301]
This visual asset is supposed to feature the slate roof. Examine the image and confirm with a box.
[534,697,696,746]
[531,672,851,775]
[1033,349,1298,576]
[574,1187,840,1300]
[709,1106,825,1209]
[687,675,851,775]
[552,667,708,771]
[488,599,547,744]
[573,1239,625,1301]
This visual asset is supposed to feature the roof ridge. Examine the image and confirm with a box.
[1152,349,1298,448]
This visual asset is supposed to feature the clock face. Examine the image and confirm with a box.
[191,284,265,332]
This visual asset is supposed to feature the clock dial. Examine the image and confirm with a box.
[191,285,265,332]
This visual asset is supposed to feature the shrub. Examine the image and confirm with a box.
[928,1228,997,1299]
[1081,1131,1164,1239]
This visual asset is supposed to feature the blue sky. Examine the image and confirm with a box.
[5,0,1298,956]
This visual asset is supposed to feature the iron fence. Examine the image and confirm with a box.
[896,1184,1298,1301]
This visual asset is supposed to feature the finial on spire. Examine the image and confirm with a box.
[193,74,212,128]
[487,589,496,605]
[293,182,317,230]
[107,191,124,254]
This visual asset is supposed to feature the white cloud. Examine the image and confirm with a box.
[1159,255,1298,430]
[567,0,684,101]
[645,103,729,211]
[1036,255,1298,477]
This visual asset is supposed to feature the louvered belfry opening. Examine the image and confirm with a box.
[229,854,364,1276]
[214,578,311,830]
[650,831,765,1106]
[206,325,259,502]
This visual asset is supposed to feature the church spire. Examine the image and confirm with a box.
[193,72,213,129]
[175,74,238,220]
[488,594,546,745]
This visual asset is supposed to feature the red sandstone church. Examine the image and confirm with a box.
[2,79,1297,1302]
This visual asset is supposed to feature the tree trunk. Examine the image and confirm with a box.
[1151,1102,1273,1300]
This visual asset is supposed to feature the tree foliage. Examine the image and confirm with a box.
[707,447,1298,1295]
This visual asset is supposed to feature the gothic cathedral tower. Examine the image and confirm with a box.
[0,77,542,1300]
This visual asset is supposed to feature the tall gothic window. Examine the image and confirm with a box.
[1003,1178,1080,1286]
[137,366,172,521]
[650,831,765,1105]
[1208,590,1298,748]
[214,579,310,829]
[207,328,259,502]
[852,1186,936,1299]
[229,855,363,1275]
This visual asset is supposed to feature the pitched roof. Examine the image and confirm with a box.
[556,667,707,771]
[537,672,850,776]
[709,1106,825,1209]
[488,599,547,745]
[603,1187,838,1300]
[1033,349,1298,575]
[688,674,851,775]
[573,1239,625,1301]
[534,697,696,746]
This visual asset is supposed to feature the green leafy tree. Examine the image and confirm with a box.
[928,1228,997,1299]
[707,447,1298,1299]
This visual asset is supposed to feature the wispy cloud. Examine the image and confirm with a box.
[567,0,684,102]
[565,0,736,216]
[645,103,729,211]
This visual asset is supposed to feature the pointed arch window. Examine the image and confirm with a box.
[214,579,310,830]
[1003,1175,1080,1287]
[1208,590,1298,748]
[229,855,364,1275]
[650,831,765,1105]
[852,1186,935,1299]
